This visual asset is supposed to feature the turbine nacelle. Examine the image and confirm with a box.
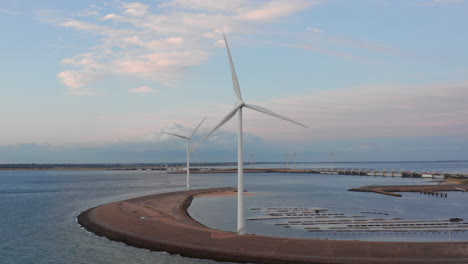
[199,101,307,146]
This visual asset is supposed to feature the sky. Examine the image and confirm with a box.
[0,0,467,163]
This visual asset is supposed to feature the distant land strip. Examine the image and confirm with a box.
[77,187,468,264]
[349,184,468,197]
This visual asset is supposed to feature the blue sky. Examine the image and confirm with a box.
[0,0,467,163]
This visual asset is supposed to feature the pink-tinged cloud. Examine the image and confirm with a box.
[432,0,463,3]
[160,0,249,11]
[46,0,326,95]
[57,70,103,95]
[129,86,158,93]
[57,71,86,88]
[306,27,323,33]
[0,8,20,15]
[122,36,184,48]
[114,50,209,79]
[239,0,316,21]
[122,2,150,17]
[410,0,464,6]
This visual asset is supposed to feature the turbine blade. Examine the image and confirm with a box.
[189,117,206,139]
[198,104,242,146]
[162,131,188,139]
[223,33,242,102]
[244,103,308,128]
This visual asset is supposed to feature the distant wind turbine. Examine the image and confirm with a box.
[163,117,206,190]
[199,34,307,234]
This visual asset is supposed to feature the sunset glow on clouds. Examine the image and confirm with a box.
[129,86,158,93]
[0,0,467,162]
[47,0,321,95]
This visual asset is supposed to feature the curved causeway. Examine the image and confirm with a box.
[78,187,468,264]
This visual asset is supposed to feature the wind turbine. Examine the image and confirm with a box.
[200,34,307,234]
[163,117,206,190]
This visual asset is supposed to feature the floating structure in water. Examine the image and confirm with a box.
[248,207,468,234]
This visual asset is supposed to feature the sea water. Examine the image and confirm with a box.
[190,172,468,242]
[1,161,468,263]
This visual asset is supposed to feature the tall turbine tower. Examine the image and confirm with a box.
[200,34,307,234]
[163,117,206,190]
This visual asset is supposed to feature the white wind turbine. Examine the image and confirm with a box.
[163,117,206,190]
[199,34,307,234]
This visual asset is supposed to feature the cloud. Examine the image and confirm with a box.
[409,0,465,5]
[432,0,464,3]
[45,0,411,96]
[306,27,323,33]
[57,70,105,95]
[160,0,249,12]
[122,2,150,17]
[57,71,88,88]
[42,1,322,95]
[76,10,100,17]
[239,0,315,21]
[129,86,158,93]
[0,8,20,15]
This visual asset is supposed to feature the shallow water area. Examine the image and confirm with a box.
[189,162,468,242]
[0,170,219,264]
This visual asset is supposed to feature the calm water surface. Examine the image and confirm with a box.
[1,161,468,263]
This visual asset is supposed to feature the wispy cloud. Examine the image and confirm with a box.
[431,0,464,3]
[41,1,323,95]
[41,0,416,96]
[306,27,323,33]
[0,8,20,15]
[129,86,158,93]
[409,0,465,6]
[239,0,316,21]
[122,2,150,17]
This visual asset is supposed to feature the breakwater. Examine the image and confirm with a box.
[169,167,468,180]
[78,187,468,264]
[349,184,468,197]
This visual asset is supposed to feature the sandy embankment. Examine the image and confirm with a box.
[442,178,467,185]
[78,187,468,264]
